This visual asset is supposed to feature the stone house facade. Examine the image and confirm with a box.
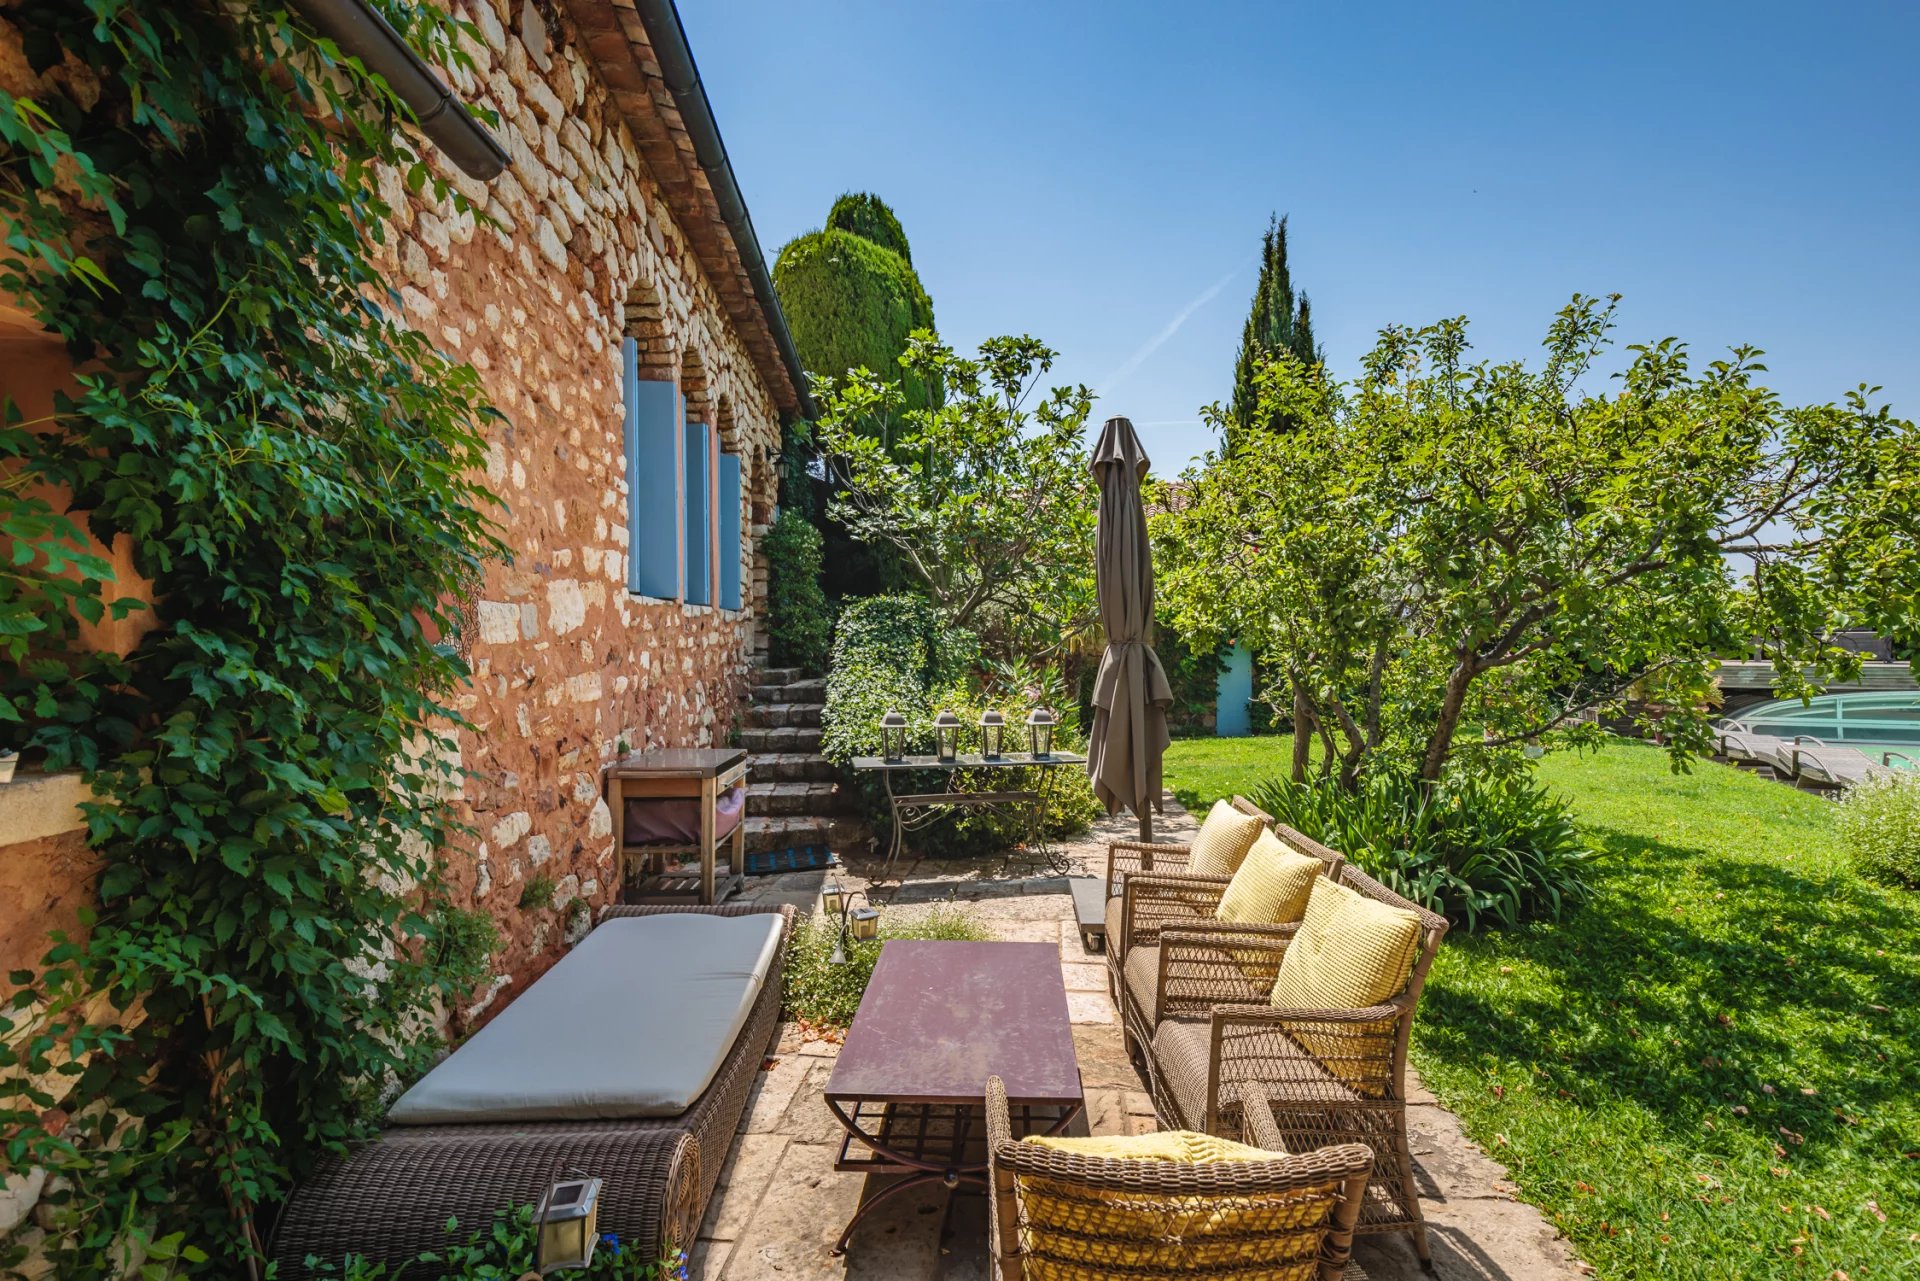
[0,0,808,1027]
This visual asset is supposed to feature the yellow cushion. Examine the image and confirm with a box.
[1015,1129,1337,1278]
[1183,800,1265,878]
[1215,830,1321,925]
[1023,1129,1278,1162]
[1270,877,1421,1011]
[1268,878,1422,1097]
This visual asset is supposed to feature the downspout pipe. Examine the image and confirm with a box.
[292,0,511,181]
[631,0,816,418]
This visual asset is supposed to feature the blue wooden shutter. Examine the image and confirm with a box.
[623,338,683,599]
[718,453,742,610]
[683,419,712,606]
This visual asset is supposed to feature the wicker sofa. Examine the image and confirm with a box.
[1141,867,1449,1263]
[985,1075,1374,1280]
[269,902,795,1274]
[1106,824,1345,1058]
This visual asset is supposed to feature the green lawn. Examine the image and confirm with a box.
[1163,737,1920,1280]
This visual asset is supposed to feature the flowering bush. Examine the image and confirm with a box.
[1837,771,1920,888]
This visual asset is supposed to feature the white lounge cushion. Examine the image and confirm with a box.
[388,912,782,1123]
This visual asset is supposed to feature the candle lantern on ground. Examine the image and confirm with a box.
[932,710,963,763]
[880,711,908,763]
[979,710,1007,760]
[533,1176,603,1273]
[1025,708,1056,760]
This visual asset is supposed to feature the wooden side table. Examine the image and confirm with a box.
[606,747,748,905]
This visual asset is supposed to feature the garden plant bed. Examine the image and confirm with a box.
[1162,736,1920,1280]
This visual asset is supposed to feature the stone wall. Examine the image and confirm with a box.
[391,0,786,1015]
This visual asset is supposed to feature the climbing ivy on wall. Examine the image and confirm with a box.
[0,1,505,1274]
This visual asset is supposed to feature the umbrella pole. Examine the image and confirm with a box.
[1137,809,1153,843]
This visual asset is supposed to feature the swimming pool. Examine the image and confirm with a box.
[1727,691,1920,762]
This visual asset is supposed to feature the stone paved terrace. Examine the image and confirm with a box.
[693,801,1585,1281]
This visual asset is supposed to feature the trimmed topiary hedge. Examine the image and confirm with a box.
[773,228,936,410]
[826,191,912,263]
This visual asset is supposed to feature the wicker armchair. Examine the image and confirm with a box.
[1102,794,1274,897]
[985,1076,1374,1281]
[1106,826,1344,1058]
[1144,866,1450,1264]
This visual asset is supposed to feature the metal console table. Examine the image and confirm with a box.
[848,750,1087,872]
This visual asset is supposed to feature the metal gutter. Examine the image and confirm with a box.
[293,0,511,181]
[630,0,815,418]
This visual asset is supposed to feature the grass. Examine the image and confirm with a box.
[1163,736,1920,1280]
[781,904,991,1028]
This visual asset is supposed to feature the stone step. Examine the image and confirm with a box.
[747,780,856,817]
[752,665,806,686]
[750,677,826,705]
[739,725,823,754]
[744,814,871,855]
[744,701,823,729]
[747,751,839,783]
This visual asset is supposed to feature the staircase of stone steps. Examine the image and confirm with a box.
[740,665,869,856]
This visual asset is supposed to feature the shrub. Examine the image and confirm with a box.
[772,228,937,410]
[783,905,990,1027]
[1837,772,1920,887]
[826,191,912,263]
[1251,768,1592,930]
[308,1203,683,1278]
[763,510,833,672]
[819,594,952,764]
[821,599,1096,856]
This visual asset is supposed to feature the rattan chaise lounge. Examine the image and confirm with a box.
[1143,866,1448,1263]
[269,903,795,1274]
[985,1075,1374,1280]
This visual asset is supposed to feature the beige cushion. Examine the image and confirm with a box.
[1270,877,1421,1012]
[1214,830,1321,926]
[1183,800,1265,878]
[388,912,782,1122]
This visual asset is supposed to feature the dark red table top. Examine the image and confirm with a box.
[825,940,1083,1108]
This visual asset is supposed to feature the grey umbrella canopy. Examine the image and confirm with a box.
[1086,416,1173,840]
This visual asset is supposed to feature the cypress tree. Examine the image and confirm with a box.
[1227,214,1321,446]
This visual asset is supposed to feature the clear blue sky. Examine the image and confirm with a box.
[683,1,1919,473]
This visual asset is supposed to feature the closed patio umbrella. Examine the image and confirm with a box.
[1086,415,1173,841]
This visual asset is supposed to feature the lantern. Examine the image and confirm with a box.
[821,878,846,919]
[534,1176,603,1273]
[880,711,908,763]
[828,890,880,964]
[932,710,963,763]
[1025,708,1056,759]
[979,710,1007,760]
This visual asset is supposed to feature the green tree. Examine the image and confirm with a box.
[827,190,912,263]
[1159,294,1917,791]
[772,193,936,413]
[1226,213,1320,446]
[813,334,1097,656]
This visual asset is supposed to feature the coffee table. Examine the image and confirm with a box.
[823,940,1083,1255]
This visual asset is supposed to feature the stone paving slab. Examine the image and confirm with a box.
[699,793,1583,1281]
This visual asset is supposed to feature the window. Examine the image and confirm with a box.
[622,336,682,599]
[683,414,711,606]
[718,452,742,610]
